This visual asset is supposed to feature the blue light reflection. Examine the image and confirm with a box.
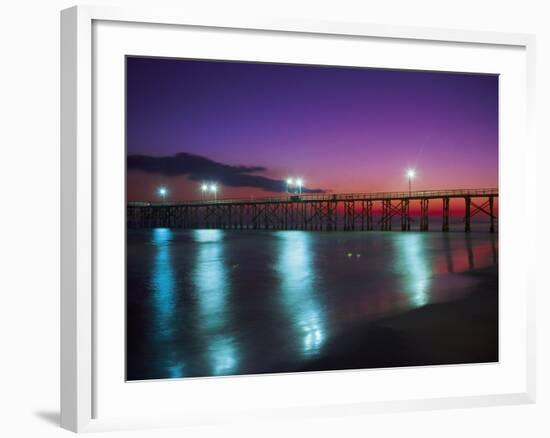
[192,229,239,376]
[151,228,176,337]
[276,231,325,357]
[150,228,185,378]
[394,233,432,307]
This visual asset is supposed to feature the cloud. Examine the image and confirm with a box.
[127,152,326,194]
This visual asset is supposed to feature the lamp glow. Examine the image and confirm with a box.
[158,186,168,201]
[285,176,305,194]
[210,184,218,200]
[406,169,416,195]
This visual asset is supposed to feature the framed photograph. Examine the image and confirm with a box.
[61,5,536,433]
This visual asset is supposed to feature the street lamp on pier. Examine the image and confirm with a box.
[296,178,303,195]
[285,176,304,195]
[406,169,416,195]
[286,178,293,193]
[157,186,168,202]
[200,183,208,200]
[210,184,218,201]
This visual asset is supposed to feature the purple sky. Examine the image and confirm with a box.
[126,56,498,202]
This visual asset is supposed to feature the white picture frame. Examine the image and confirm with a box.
[61,4,536,433]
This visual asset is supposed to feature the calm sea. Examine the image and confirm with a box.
[126,228,498,380]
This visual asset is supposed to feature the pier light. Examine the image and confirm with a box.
[285,176,305,194]
[200,183,209,200]
[406,169,416,195]
[286,178,294,194]
[157,186,168,201]
[210,184,218,200]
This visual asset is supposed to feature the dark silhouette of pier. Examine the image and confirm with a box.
[127,188,498,232]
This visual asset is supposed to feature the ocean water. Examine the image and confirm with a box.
[126,229,498,380]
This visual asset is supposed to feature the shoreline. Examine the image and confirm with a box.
[300,265,498,372]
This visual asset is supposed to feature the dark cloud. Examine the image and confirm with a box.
[127,152,326,194]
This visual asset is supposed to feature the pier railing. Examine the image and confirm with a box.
[127,188,498,232]
[128,188,498,207]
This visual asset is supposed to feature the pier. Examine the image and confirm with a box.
[127,188,498,232]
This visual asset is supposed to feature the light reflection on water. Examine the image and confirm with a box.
[150,228,176,337]
[192,229,239,376]
[150,228,185,378]
[275,232,326,357]
[393,233,431,307]
[128,229,498,380]
[193,229,227,331]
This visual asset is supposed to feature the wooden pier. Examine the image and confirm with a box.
[127,188,498,232]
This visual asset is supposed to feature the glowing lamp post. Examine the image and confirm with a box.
[158,186,168,202]
[286,178,293,194]
[210,184,218,201]
[296,178,303,195]
[200,183,208,200]
[406,169,416,195]
[286,176,305,195]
